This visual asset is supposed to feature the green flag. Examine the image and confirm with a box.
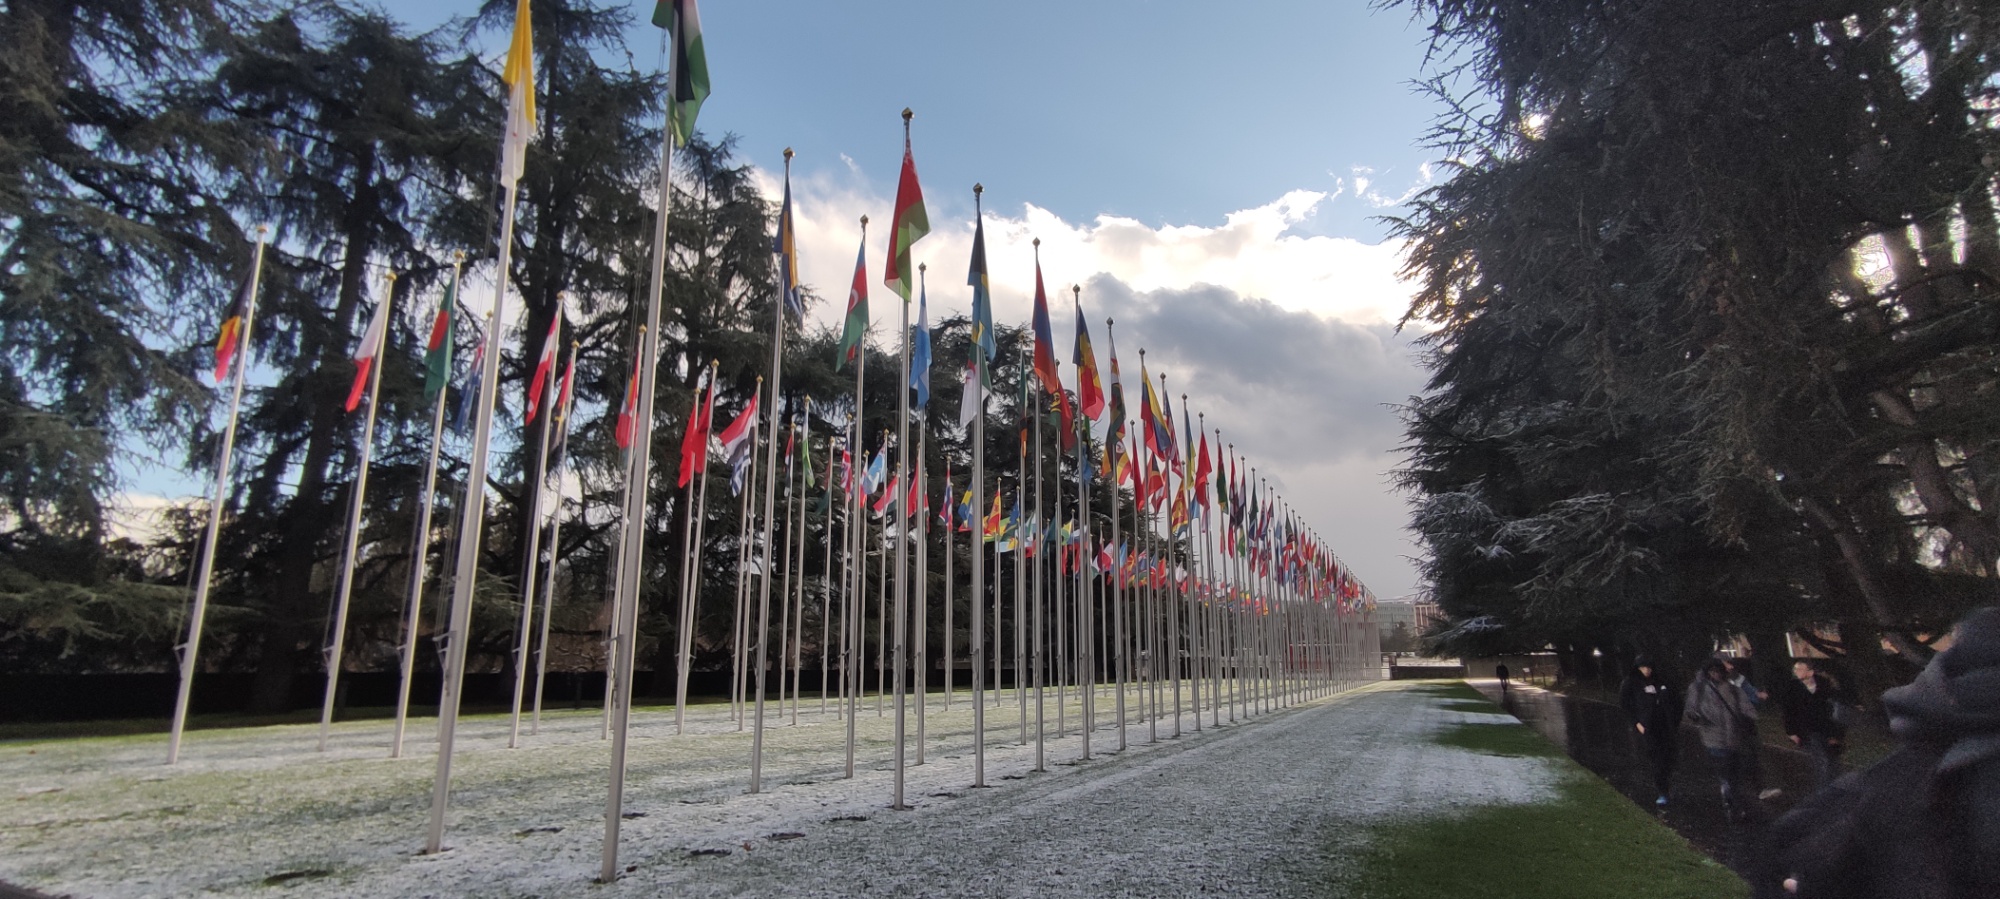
[421,275,456,403]
[653,0,710,147]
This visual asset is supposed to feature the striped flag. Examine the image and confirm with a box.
[883,122,929,302]
[421,276,456,403]
[213,272,253,384]
[525,313,561,424]
[498,0,536,184]
[836,233,867,370]
[773,164,803,317]
[344,292,393,413]
[1072,295,1104,422]
[652,0,710,147]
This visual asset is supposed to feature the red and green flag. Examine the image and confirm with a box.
[836,232,868,369]
[882,124,929,302]
[421,275,456,403]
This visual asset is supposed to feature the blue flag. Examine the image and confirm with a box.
[910,281,932,407]
[451,339,486,435]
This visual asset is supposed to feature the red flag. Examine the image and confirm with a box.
[214,272,253,384]
[676,376,715,487]
[615,355,643,449]
[714,392,759,461]
[526,313,561,424]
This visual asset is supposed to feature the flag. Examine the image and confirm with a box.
[615,353,643,450]
[801,428,816,489]
[718,396,759,497]
[1159,382,1180,471]
[839,440,853,494]
[213,271,253,384]
[525,313,560,424]
[421,276,456,403]
[956,490,973,532]
[499,0,536,184]
[1104,325,1128,481]
[836,234,867,369]
[344,292,392,413]
[872,469,900,516]
[906,468,925,519]
[883,125,929,302]
[1170,488,1190,538]
[1139,358,1174,462]
[451,339,486,436]
[1194,430,1213,529]
[938,471,955,529]
[981,490,1003,542]
[910,280,932,407]
[772,165,803,318]
[861,444,887,495]
[1029,258,1063,397]
[676,375,715,486]
[957,357,981,432]
[547,350,576,468]
[967,214,996,365]
[1072,296,1104,422]
[652,0,709,148]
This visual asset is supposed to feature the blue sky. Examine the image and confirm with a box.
[136,0,1445,601]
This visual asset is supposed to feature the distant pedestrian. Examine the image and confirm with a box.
[1727,656,1781,801]
[1757,606,2000,898]
[1620,655,1679,806]
[1779,659,1850,791]
[1496,662,1511,692]
[1685,658,1762,821]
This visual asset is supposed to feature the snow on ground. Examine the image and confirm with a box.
[1,679,1557,898]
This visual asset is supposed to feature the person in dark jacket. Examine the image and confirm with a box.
[1757,607,2000,898]
[1779,659,1850,790]
[1685,657,1761,820]
[1620,655,1679,806]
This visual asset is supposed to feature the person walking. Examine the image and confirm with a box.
[1778,659,1850,791]
[1727,656,1782,801]
[1620,655,1680,807]
[1496,662,1511,692]
[1685,657,1762,821]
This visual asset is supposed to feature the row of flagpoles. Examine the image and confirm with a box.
[164,0,1379,882]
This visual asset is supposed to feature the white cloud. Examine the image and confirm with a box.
[767,174,1428,599]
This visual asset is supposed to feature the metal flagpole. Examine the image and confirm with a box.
[1031,375,1046,771]
[750,140,797,788]
[914,420,929,764]
[600,75,675,878]
[893,261,914,808]
[1105,318,1126,752]
[731,398,761,730]
[969,186,988,786]
[676,362,718,733]
[843,218,868,775]
[319,270,397,752]
[820,432,836,717]
[1075,353,1092,759]
[169,225,268,766]
[1015,347,1028,744]
[510,312,561,749]
[429,163,522,856]
[530,343,579,733]
[786,421,806,727]
[394,258,461,759]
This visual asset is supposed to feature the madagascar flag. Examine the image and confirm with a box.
[213,272,254,384]
[882,121,929,302]
[421,275,456,403]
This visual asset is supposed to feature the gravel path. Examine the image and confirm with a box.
[2,680,1558,898]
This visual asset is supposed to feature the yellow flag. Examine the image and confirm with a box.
[499,0,535,183]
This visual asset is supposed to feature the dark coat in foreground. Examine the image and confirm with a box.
[1758,607,2000,899]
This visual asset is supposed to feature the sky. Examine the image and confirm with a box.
[137,0,1448,601]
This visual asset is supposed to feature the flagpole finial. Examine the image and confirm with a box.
[453,249,465,264]
[256,223,269,236]
[902,107,914,122]
[1033,237,1040,248]
[973,182,983,195]
[784,147,794,160]
[860,215,869,228]
[384,270,397,285]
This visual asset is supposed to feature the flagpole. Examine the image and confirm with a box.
[1105,318,1126,753]
[1031,369,1046,772]
[914,419,929,764]
[676,362,718,733]
[168,225,268,766]
[429,165,522,855]
[892,257,913,808]
[969,183,988,787]
[601,79,676,882]
[531,342,579,733]
[1014,347,1028,744]
[782,421,802,727]
[749,144,797,792]
[1074,291,1092,759]
[317,270,396,752]
[843,216,868,778]
[731,396,761,729]
[942,462,954,713]
[511,311,561,749]
[820,432,837,717]
[394,258,461,759]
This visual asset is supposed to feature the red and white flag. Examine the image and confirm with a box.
[344,294,393,413]
[525,314,560,424]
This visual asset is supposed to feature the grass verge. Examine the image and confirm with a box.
[1343,683,1748,899]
